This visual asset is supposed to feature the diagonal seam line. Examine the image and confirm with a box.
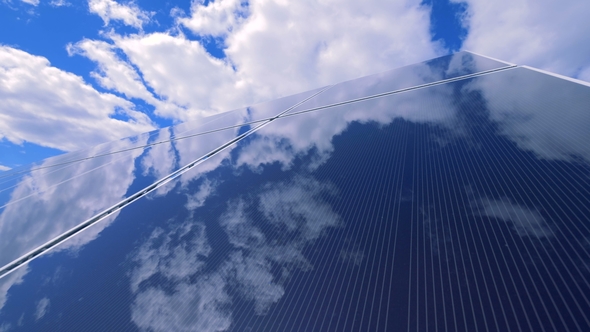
[0,85,331,280]
[0,120,270,175]
[282,65,517,118]
[0,65,516,180]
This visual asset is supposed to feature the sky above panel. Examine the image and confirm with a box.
[0,0,589,170]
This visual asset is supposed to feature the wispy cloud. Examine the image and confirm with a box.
[19,0,39,6]
[473,197,553,239]
[34,297,50,320]
[0,46,155,152]
[88,0,151,29]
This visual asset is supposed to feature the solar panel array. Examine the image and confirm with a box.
[1,51,589,331]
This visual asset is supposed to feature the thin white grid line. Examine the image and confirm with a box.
[313,154,374,331]
[270,118,382,330]
[454,122,531,331]
[322,125,388,331]
[458,101,558,331]
[304,125,394,331]
[467,105,585,330]
[418,132,431,332]
[372,120,411,330]
[464,102,555,330]
[339,127,397,331]
[356,121,410,330]
[0,152,110,195]
[479,115,590,328]
[319,135,382,331]
[432,124,470,330]
[418,122,437,332]
[429,120,463,330]
[407,121,419,332]
[344,122,406,330]
[424,123,451,331]
[446,144,498,331]
[383,123,414,332]
[435,120,480,330]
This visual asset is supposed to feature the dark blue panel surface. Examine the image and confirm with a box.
[1,64,590,332]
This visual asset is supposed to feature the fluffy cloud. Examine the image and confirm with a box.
[111,32,248,121]
[88,0,150,29]
[0,133,149,300]
[129,175,339,331]
[178,0,249,37]
[130,220,231,332]
[220,0,442,98]
[455,0,590,81]
[76,0,441,123]
[67,39,185,119]
[0,46,155,152]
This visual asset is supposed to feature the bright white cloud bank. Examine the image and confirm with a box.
[0,46,155,152]
[454,0,590,82]
[4,0,590,156]
[77,0,440,122]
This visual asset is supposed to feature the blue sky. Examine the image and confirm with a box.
[0,0,588,171]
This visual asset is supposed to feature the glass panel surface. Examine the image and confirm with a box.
[286,51,512,115]
[0,125,244,271]
[22,87,326,175]
[1,66,590,331]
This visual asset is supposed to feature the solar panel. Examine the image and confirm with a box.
[0,54,589,331]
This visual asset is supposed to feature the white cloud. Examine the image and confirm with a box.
[131,277,231,332]
[185,178,217,210]
[130,220,211,292]
[73,0,441,123]
[455,0,590,81]
[130,220,231,332]
[20,0,39,5]
[50,0,69,6]
[111,32,248,121]
[178,0,249,37]
[474,197,553,238]
[67,39,185,119]
[258,176,340,241]
[466,68,590,164]
[0,265,28,311]
[0,134,148,285]
[34,297,50,320]
[0,165,11,172]
[88,0,150,29]
[220,0,442,98]
[0,46,155,152]
[129,175,339,330]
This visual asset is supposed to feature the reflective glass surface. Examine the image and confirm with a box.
[0,125,245,271]
[1,62,590,331]
[19,87,326,176]
[285,51,513,115]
